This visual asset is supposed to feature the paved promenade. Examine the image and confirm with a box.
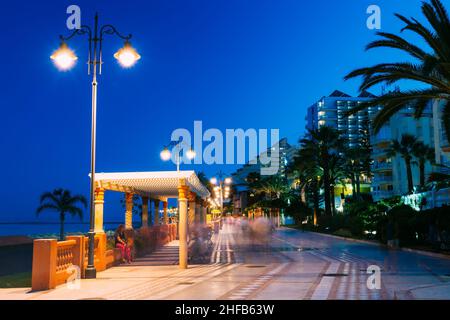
[1,221,449,300]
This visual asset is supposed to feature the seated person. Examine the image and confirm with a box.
[114,224,131,263]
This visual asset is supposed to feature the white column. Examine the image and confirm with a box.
[178,182,189,269]
[125,193,133,230]
[94,188,105,233]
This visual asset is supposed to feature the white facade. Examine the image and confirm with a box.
[371,104,436,200]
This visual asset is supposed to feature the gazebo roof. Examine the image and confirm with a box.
[93,171,210,200]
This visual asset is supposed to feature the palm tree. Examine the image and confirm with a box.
[298,126,345,216]
[385,134,419,193]
[344,0,450,142]
[328,153,347,214]
[254,175,289,200]
[412,141,436,187]
[343,147,367,198]
[288,154,322,220]
[37,189,87,240]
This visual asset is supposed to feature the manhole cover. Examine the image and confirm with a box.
[322,273,348,277]
[177,282,195,285]
[245,265,266,268]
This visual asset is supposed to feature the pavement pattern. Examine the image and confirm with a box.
[1,218,450,300]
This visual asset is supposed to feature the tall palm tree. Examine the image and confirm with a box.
[385,134,419,193]
[288,153,322,219]
[342,147,367,198]
[37,189,87,240]
[344,0,450,142]
[412,141,436,187]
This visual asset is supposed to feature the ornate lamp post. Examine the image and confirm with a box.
[51,13,140,279]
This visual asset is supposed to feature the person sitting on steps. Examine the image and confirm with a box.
[114,224,132,264]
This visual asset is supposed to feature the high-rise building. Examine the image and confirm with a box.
[305,90,381,148]
[305,90,379,210]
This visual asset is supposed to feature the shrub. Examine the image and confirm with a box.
[333,228,352,237]
[387,205,417,246]
[133,228,157,257]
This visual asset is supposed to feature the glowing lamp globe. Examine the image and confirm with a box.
[186,148,196,160]
[114,41,141,68]
[160,148,172,161]
[51,42,78,71]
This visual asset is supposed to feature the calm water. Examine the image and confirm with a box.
[0,222,136,237]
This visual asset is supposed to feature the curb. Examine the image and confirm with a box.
[284,227,450,260]
[399,247,450,260]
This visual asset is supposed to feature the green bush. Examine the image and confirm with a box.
[333,228,353,237]
[387,205,417,246]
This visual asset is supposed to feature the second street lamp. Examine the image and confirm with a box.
[51,13,140,279]
[160,140,196,172]
[210,171,232,216]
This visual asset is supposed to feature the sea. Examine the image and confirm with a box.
[0,221,134,238]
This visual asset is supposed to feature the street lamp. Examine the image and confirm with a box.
[52,13,140,279]
[210,171,232,216]
[160,139,196,171]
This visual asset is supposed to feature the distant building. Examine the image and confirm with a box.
[432,99,450,173]
[231,138,296,215]
[370,101,450,201]
[371,104,432,200]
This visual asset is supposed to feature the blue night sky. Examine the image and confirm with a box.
[0,0,429,222]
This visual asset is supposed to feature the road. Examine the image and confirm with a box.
[2,218,450,300]
[165,218,450,300]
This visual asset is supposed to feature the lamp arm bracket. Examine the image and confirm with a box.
[59,25,92,42]
[100,24,132,40]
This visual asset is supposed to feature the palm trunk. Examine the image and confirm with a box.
[330,185,335,216]
[405,158,414,193]
[59,212,65,241]
[356,173,361,198]
[323,163,332,216]
[312,183,319,226]
[351,174,356,198]
[419,160,425,188]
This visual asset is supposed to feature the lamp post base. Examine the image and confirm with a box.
[84,266,97,279]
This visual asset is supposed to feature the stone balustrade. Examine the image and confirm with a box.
[31,224,178,291]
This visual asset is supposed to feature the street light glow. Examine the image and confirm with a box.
[186,148,196,160]
[50,42,78,71]
[160,148,171,161]
[224,177,232,184]
[210,177,217,185]
[114,41,141,68]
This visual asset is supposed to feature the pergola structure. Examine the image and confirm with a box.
[92,170,210,269]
